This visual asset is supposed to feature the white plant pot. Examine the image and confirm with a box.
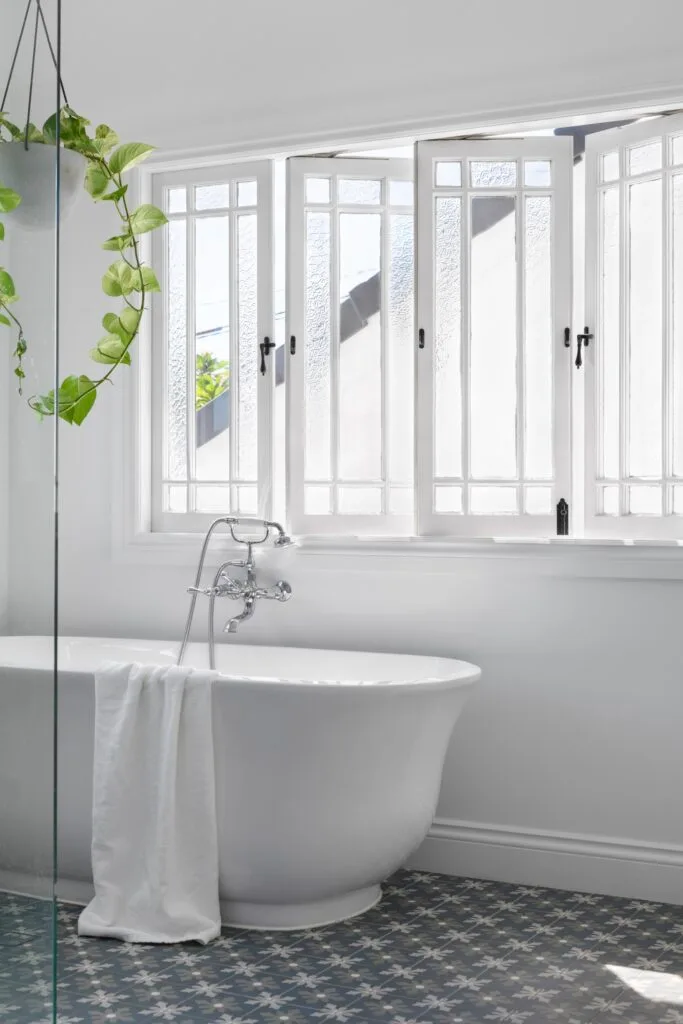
[0,143,83,231]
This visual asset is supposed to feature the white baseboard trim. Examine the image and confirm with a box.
[407,818,683,905]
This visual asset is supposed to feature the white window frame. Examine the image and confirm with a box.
[415,138,573,537]
[150,161,274,533]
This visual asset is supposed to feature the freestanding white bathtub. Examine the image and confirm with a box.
[0,636,480,930]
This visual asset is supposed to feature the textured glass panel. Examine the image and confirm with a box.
[305,212,332,479]
[673,175,683,476]
[236,485,258,514]
[602,151,620,183]
[524,161,551,187]
[389,180,414,206]
[167,484,187,513]
[470,196,517,479]
[237,180,257,207]
[306,177,330,204]
[524,487,551,515]
[168,219,187,481]
[470,486,518,514]
[388,214,414,485]
[167,187,186,214]
[304,485,331,515]
[389,487,414,514]
[600,188,620,479]
[628,178,662,477]
[435,162,462,187]
[471,161,517,187]
[338,179,381,204]
[434,486,463,513]
[524,196,553,480]
[237,214,258,481]
[602,486,619,515]
[434,197,462,477]
[629,486,662,514]
[629,141,662,176]
[674,486,683,514]
[195,183,230,210]
[673,137,683,166]
[338,486,382,514]
[339,213,382,479]
[195,485,231,513]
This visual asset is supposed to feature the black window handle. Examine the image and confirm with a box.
[575,326,593,369]
[259,337,275,375]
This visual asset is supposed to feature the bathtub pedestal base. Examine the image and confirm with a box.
[221,883,382,931]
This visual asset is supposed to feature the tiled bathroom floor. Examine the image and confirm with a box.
[1,870,682,1023]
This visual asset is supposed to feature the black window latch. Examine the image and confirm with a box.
[259,337,276,375]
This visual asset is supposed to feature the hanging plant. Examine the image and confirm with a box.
[0,105,167,425]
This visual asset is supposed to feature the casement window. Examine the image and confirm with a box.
[148,113,683,542]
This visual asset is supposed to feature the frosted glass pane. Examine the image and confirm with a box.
[673,175,683,476]
[602,152,620,183]
[434,197,462,477]
[237,180,257,207]
[167,484,187,513]
[306,178,330,204]
[195,485,231,513]
[629,141,662,176]
[435,162,462,187]
[389,180,413,206]
[236,485,257,514]
[471,161,517,187]
[194,217,230,481]
[470,196,517,479]
[470,486,517,514]
[388,214,414,485]
[434,486,463,513]
[237,214,258,481]
[629,486,662,514]
[600,188,620,479]
[602,486,619,515]
[524,196,553,480]
[305,212,332,479]
[524,487,551,515]
[338,487,382,514]
[673,137,683,166]
[167,187,186,214]
[389,487,414,514]
[674,486,683,514]
[338,179,381,204]
[628,178,662,477]
[305,485,331,515]
[168,219,187,481]
[195,184,230,210]
[524,161,551,187]
[339,213,382,480]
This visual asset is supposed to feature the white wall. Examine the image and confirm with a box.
[7,0,683,903]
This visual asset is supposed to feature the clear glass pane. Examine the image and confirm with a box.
[628,178,662,477]
[470,196,518,479]
[602,151,620,183]
[434,197,462,477]
[629,485,662,514]
[237,214,258,481]
[195,485,231,513]
[194,217,230,482]
[389,487,414,514]
[470,486,518,514]
[524,161,551,187]
[338,486,383,514]
[339,213,382,480]
[435,161,462,187]
[471,161,517,187]
[167,186,186,213]
[389,180,414,205]
[167,219,188,480]
[629,140,662,176]
[167,484,187,513]
[195,183,230,210]
[388,214,414,485]
[673,137,683,166]
[306,177,330,204]
[338,179,381,204]
[524,487,551,515]
[524,196,553,480]
[237,180,258,207]
[673,485,683,514]
[600,187,620,479]
[236,485,258,514]
[434,486,463,513]
[305,212,332,479]
[673,175,683,476]
[602,486,619,515]
[304,484,332,515]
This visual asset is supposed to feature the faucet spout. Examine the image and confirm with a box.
[225,596,256,634]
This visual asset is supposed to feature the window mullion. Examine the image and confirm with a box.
[186,209,197,512]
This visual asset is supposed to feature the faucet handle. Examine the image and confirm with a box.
[272,580,293,602]
[187,585,217,597]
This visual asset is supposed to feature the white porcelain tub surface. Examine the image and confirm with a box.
[0,636,480,929]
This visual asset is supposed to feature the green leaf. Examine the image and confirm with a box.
[131,264,161,293]
[108,143,155,175]
[0,222,4,241]
[84,162,109,199]
[42,113,58,144]
[56,375,97,425]
[0,313,10,326]
[119,306,141,335]
[30,391,55,419]
[0,268,16,299]
[91,335,132,365]
[99,184,128,202]
[102,233,134,251]
[102,260,134,297]
[0,187,21,213]
[0,116,22,140]
[128,203,167,235]
[92,124,119,156]
[25,123,44,143]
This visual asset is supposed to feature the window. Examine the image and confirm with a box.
[148,113,683,542]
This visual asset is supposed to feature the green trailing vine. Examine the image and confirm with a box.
[0,105,167,425]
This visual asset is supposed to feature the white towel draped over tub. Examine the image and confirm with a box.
[78,662,221,944]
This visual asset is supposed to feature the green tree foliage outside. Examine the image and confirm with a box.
[196,352,230,409]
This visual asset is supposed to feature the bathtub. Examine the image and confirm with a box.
[0,636,480,929]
